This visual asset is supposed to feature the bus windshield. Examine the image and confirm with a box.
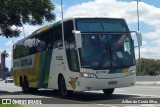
[76,18,135,69]
[79,33,135,69]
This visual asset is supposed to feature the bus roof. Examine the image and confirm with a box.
[14,16,125,45]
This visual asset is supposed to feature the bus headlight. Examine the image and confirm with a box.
[132,70,136,73]
[81,72,97,78]
[128,70,136,75]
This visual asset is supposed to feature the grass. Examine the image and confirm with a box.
[0,104,23,107]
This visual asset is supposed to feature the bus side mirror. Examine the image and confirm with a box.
[73,30,82,48]
[136,31,142,47]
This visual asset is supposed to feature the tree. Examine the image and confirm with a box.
[136,58,160,76]
[0,0,55,38]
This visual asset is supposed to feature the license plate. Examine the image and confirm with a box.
[108,81,117,85]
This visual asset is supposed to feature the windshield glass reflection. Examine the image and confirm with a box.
[80,34,135,69]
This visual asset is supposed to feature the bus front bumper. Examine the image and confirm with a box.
[77,74,136,91]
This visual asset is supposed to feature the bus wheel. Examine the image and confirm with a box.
[22,79,29,93]
[103,88,114,95]
[59,76,73,97]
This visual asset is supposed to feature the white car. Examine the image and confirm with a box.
[5,77,13,83]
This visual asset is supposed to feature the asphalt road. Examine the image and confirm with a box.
[0,80,160,107]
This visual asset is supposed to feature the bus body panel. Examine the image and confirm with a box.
[77,66,136,91]
[13,51,53,88]
[80,66,136,79]
[48,48,64,89]
[61,66,136,91]
[13,53,40,88]
[47,48,81,90]
[79,73,136,91]
[12,17,139,94]
[37,50,53,88]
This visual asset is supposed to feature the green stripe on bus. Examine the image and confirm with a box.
[38,50,53,88]
[38,52,45,87]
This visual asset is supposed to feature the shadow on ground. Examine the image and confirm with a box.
[33,90,140,104]
[0,90,23,96]
[0,90,141,104]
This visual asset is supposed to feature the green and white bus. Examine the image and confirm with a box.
[13,17,142,96]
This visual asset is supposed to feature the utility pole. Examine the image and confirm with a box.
[61,0,65,47]
[135,0,141,75]
[22,24,26,38]
[135,0,140,31]
[61,0,64,20]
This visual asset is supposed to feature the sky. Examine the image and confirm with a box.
[1,0,160,69]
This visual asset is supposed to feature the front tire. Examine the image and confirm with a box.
[59,76,73,97]
[103,88,114,95]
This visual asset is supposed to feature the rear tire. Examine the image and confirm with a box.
[59,76,73,97]
[103,88,114,95]
[22,78,29,93]
[22,78,38,93]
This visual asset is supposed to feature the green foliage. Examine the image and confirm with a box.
[136,58,160,76]
[0,104,22,107]
[0,0,55,38]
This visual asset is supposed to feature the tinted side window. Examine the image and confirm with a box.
[45,31,55,50]
[24,37,36,55]
[35,29,55,52]
[13,42,23,59]
[53,25,63,48]
[64,20,80,72]
[36,33,47,52]
[13,24,63,59]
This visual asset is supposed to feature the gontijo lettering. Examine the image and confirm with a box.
[13,58,32,67]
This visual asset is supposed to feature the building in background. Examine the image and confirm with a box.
[0,51,9,79]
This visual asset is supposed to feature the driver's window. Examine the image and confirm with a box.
[124,36,131,55]
[64,20,80,72]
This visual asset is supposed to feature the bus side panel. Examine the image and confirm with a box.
[38,50,53,88]
[13,70,22,86]
[38,52,46,87]
[13,51,53,88]
[47,48,81,91]
[24,54,40,88]
[31,53,40,88]
[13,54,40,88]
[48,48,65,89]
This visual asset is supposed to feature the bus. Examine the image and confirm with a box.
[12,17,142,96]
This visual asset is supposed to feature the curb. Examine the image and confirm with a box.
[136,82,160,86]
